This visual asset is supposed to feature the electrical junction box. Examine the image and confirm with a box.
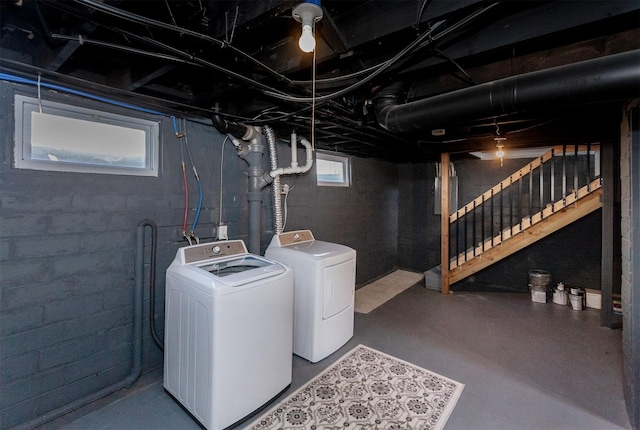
[217,225,228,240]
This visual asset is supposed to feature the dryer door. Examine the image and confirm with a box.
[322,259,355,319]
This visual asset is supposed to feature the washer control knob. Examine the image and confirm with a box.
[293,233,300,241]
[212,245,221,255]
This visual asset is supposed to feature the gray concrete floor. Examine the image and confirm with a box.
[39,285,631,430]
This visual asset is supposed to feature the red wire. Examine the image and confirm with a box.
[182,162,189,234]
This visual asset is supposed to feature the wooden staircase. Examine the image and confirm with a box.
[442,145,602,288]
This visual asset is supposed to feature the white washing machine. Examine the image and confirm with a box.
[164,240,293,430]
[265,230,356,363]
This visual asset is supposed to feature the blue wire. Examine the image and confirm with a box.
[172,116,179,135]
[0,72,204,232]
[192,179,203,232]
[0,72,166,116]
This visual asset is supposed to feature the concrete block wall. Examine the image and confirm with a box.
[0,82,400,427]
[272,147,399,285]
[621,102,639,430]
[0,83,244,428]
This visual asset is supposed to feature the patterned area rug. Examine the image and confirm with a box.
[245,345,464,430]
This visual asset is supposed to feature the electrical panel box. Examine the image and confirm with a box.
[434,176,458,215]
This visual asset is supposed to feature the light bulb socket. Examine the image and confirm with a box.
[292,1,323,26]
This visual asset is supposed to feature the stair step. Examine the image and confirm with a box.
[449,178,602,270]
[448,187,602,281]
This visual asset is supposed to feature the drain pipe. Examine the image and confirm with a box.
[214,118,313,248]
[16,223,146,430]
[213,114,267,254]
[269,135,314,178]
[263,129,314,235]
[245,128,267,255]
[375,49,640,133]
[231,126,267,255]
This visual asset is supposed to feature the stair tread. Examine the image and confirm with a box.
[450,177,601,270]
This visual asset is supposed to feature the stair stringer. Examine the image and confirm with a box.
[448,187,602,285]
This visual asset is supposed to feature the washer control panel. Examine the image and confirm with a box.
[275,230,315,246]
[182,240,248,264]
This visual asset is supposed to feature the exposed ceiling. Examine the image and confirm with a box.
[1,0,639,162]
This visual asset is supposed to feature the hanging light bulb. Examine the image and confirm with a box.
[292,1,323,53]
[298,24,316,52]
[494,122,506,166]
[495,139,506,166]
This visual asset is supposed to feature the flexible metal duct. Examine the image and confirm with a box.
[375,49,640,134]
[263,125,284,235]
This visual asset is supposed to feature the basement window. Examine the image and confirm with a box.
[14,94,160,176]
[316,152,351,187]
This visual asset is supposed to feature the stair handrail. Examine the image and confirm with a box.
[448,144,601,268]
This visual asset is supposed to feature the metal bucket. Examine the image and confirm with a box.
[569,290,584,310]
[528,269,551,288]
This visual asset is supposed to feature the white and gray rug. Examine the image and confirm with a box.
[246,345,464,430]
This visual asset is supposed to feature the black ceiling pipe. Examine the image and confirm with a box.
[212,113,252,138]
[375,49,640,134]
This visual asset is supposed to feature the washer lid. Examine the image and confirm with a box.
[193,255,286,287]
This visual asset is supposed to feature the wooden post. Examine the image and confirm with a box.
[441,152,450,295]
[600,140,621,328]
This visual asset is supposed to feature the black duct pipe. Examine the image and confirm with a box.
[212,113,251,139]
[375,49,640,134]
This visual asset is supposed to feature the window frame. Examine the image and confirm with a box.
[315,151,351,187]
[13,93,161,177]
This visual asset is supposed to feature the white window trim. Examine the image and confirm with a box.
[14,94,160,177]
[316,151,351,187]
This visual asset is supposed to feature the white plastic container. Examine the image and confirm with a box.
[531,286,547,303]
[553,289,567,305]
[569,291,584,310]
[553,282,567,305]
[585,289,602,309]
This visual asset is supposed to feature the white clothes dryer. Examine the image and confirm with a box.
[164,240,293,430]
[265,230,356,363]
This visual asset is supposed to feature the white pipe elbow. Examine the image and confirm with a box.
[269,136,314,178]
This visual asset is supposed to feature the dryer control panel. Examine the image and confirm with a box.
[181,240,248,264]
[274,230,315,246]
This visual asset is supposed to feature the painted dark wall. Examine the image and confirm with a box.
[278,153,399,285]
[397,162,439,271]
[0,82,398,427]
[397,157,603,292]
[621,103,640,430]
[0,79,614,428]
